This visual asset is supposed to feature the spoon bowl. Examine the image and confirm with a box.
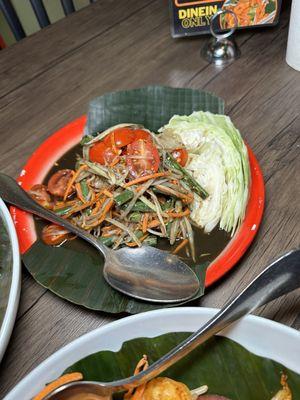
[106,245,200,302]
[0,173,200,303]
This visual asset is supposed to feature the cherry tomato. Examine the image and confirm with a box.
[126,139,160,177]
[28,184,53,209]
[47,169,74,198]
[103,146,120,165]
[104,128,136,148]
[42,224,70,246]
[89,141,108,164]
[171,148,188,167]
[90,141,120,165]
[132,129,152,142]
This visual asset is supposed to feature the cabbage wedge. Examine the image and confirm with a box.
[159,111,250,235]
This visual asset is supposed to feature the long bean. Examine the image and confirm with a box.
[121,179,155,218]
[80,180,89,201]
[128,212,142,222]
[123,201,152,213]
[114,190,134,206]
[165,153,208,200]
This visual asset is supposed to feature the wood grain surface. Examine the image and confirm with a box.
[0,0,299,396]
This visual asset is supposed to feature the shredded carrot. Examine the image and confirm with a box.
[103,189,113,198]
[63,164,88,201]
[53,199,78,210]
[147,219,161,229]
[91,200,101,215]
[173,238,189,254]
[124,172,170,188]
[33,372,83,400]
[109,156,120,167]
[129,384,146,400]
[126,234,148,247]
[63,193,101,218]
[110,131,118,154]
[86,198,114,229]
[101,225,114,232]
[101,228,122,238]
[142,213,149,234]
[124,356,149,399]
[167,209,190,218]
[182,193,194,204]
[75,182,86,203]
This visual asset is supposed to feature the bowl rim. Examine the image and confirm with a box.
[0,198,21,363]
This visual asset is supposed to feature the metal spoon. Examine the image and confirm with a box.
[0,173,199,303]
[44,248,299,399]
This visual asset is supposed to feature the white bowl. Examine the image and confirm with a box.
[0,198,21,362]
[5,307,300,399]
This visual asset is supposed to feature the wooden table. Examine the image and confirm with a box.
[0,0,299,396]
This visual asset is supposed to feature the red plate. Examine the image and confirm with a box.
[11,115,265,287]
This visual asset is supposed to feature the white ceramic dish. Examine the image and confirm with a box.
[5,307,300,399]
[0,198,21,362]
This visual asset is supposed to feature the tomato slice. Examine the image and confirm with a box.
[171,148,188,167]
[89,141,121,165]
[132,129,152,142]
[126,139,160,177]
[90,128,154,166]
[89,141,108,164]
[103,146,120,165]
[104,128,136,148]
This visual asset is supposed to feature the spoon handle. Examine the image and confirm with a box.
[0,173,109,256]
[107,249,300,389]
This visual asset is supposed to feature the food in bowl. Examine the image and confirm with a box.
[33,356,292,400]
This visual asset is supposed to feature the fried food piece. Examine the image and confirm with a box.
[143,377,192,400]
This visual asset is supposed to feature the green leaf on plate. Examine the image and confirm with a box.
[23,239,208,314]
[87,85,224,134]
[0,217,12,326]
[64,332,300,399]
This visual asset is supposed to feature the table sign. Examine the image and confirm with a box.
[169,0,282,37]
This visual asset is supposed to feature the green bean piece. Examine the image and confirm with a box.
[98,236,117,247]
[128,212,142,222]
[166,153,208,200]
[143,235,158,246]
[80,180,89,200]
[135,231,144,239]
[166,222,172,236]
[161,198,174,211]
[122,201,152,212]
[130,201,153,212]
[114,190,134,206]
[54,206,73,216]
